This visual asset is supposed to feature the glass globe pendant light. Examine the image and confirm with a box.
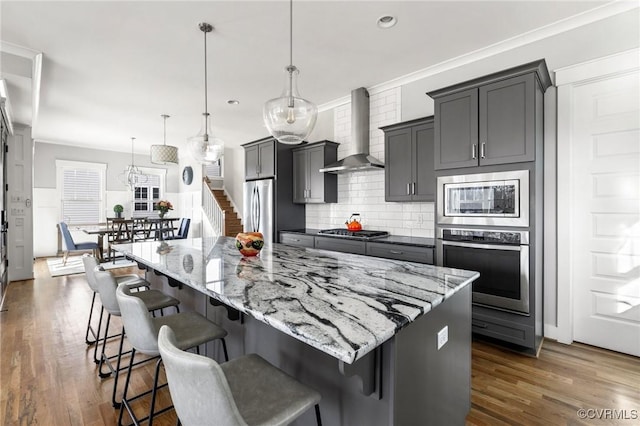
[150,114,178,164]
[188,22,224,164]
[263,0,317,144]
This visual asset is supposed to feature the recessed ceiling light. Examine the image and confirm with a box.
[227,99,240,105]
[377,15,397,29]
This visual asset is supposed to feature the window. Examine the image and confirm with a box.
[205,159,223,178]
[57,160,106,224]
[132,169,165,218]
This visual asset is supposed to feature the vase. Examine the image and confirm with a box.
[159,211,166,219]
[235,232,264,257]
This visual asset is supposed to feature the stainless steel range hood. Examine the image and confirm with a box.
[319,87,384,174]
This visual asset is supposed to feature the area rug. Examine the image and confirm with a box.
[46,256,137,277]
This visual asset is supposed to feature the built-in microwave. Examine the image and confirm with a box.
[436,170,529,227]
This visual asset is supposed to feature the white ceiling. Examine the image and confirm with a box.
[0,0,624,155]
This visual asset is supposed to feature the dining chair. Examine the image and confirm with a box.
[107,218,134,263]
[59,222,100,265]
[158,325,322,426]
[164,218,190,240]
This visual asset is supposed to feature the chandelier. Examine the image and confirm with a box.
[150,114,178,164]
[188,22,224,164]
[119,137,147,190]
[263,0,317,144]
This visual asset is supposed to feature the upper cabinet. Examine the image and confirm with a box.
[428,59,551,171]
[244,138,275,180]
[292,141,339,204]
[381,116,435,202]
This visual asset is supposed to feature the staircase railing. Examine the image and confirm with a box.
[202,177,225,236]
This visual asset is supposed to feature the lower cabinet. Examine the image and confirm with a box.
[366,242,434,264]
[471,309,535,349]
[279,232,315,248]
[280,232,434,264]
[315,236,366,255]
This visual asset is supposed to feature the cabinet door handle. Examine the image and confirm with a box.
[412,182,416,195]
[472,320,488,329]
[471,144,477,159]
[389,250,403,255]
[480,142,486,159]
[406,183,411,195]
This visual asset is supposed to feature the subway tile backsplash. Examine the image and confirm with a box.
[305,87,435,238]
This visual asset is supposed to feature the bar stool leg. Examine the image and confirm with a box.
[147,358,163,426]
[315,404,322,426]
[85,292,98,344]
[93,306,105,364]
[111,326,127,408]
[118,348,136,426]
[98,314,113,378]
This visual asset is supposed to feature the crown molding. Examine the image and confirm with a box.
[318,0,638,111]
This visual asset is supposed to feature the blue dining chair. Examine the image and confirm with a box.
[164,218,190,240]
[59,222,100,265]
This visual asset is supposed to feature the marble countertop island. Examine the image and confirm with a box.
[114,237,478,364]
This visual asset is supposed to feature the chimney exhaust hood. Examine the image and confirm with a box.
[319,87,384,174]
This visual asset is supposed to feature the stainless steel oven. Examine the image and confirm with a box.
[437,170,529,227]
[437,228,530,315]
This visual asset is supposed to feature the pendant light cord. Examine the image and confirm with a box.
[289,0,293,68]
[203,29,208,116]
[287,0,294,108]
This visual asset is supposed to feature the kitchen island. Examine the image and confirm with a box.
[114,237,478,425]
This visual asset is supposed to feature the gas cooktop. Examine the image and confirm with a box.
[317,229,389,240]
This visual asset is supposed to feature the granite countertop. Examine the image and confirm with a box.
[114,237,477,364]
[281,228,435,247]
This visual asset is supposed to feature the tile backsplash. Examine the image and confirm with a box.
[306,87,435,238]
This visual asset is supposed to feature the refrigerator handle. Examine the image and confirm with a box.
[255,186,261,233]
[252,185,257,232]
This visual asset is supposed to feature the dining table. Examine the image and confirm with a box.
[82,217,179,261]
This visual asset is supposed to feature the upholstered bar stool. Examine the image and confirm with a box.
[82,255,148,362]
[158,325,322,426]
[116,283,229,426]
[94,269,180,408]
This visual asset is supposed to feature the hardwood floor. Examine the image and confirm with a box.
[1,259,638,425]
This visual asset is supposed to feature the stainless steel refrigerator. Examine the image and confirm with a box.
[243,177,306,245]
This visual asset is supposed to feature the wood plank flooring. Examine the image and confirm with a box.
[1,259,638,425]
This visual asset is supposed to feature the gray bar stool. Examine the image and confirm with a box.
[82,255,148,362]
[116,283,228,426]
[158,325,322,426]
[94,269,180,408]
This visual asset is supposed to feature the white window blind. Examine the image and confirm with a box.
[60,166,103,224]
[205,159,222,178]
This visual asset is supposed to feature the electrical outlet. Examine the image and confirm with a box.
[437,326,448,350]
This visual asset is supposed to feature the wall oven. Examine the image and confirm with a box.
[437,170,529,227]
[437,228,530,315]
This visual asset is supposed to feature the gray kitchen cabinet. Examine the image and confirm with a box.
[244,138,275,179]
[279,232,315,248]
[382,117,435,202]
[366,242,434,264]
[292,141,338,204]
[314,236,366,255]
[429,60,551,170]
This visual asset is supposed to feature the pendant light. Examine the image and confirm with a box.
[188,22,224,164]
[150,114,178,164]
[119,137,147,190]
[263,0,317,144]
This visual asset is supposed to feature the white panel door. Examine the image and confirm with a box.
[571,71,640,356]
[7,125,34,281]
